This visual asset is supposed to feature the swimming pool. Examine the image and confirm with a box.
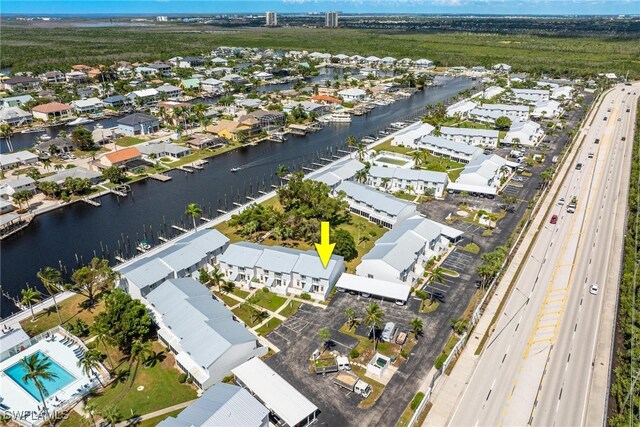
[4,351,76,402]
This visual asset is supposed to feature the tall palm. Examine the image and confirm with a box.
[37,267,63,324]
[276,164,289,185]
[185,203,202,231]
[381,177,391,190]
[411,150,424,168]
[77,349,105,387]
[0,123,12,150]
[191,102,207,129]
[82,402,98,427]
[354,168,368,184]
[410,317,423,339]
[427,267,446,302]
[209,267,225,291]
[21,287,41,321]
[344,307,357,330]
[363,303,385,351]
[91,322,115,371]
[100,405,122,426]
[129,339,154,384]
[355,141,367,162]
[346,135,357,148]
[20,354,58,420]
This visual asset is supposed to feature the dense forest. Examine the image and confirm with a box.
[609,99,640,427]
[1,25,639,78]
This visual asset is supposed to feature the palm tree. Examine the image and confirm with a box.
[21,287,41,321]
[221,280,235,294]
[20,354,58,420]
[318,327,332,351]
[355,141,367,162]
[82,402,98,427]
[346,135,357,148]
[363,303,385,351]
[276,164,289,185]
[77,349,105,387]
[411,150,424,168]
[354,168,368,184]
[191,102,208,129]
[0,123,12,150]
[129,339,154,384]
[410,317,423,339]
[185,203,202,231]
[209,267,225,291]
[37,267,63,324]
[381,177,391,190]
[100,405,122,426]
[344,307,357,330]
[427,267,446,302]
[91,322,115,371]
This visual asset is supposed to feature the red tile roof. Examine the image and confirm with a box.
[104,147,142,164]
[310,95,342,104]
[32,102,73,113]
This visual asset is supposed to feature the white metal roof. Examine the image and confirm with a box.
[336,273,410,301]
[232,357,318,427]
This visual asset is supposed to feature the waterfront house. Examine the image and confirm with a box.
[0,106,33,126]
[39,71,66,84]
[186,134,226,149]
[179,57,205,68]
[411,135,483,164]
[157,383,269,427]
[367,166,448,198]
[200,78,224,94]
[414,58,434,69]
[35,137,74,155]
[156,84,183,99]
[447,154,516,197]
[392,122,436,146]
[471,85,505,101]
[335,181,417,228]
[32,102,74,123]
[307,158,365,190]
[71,97,104,114]
[102,95,130,109]
[337,88,366,103]
[138,141,191,160]
[0,95,33,108]
[40,167,102,185]
[0,151,39,170]
[446,100,477,118]
[357,216,456,285]
[233,357,319,427]
[118,228,230,299]
[245,110,285,131]
[0,177,37,198]
[502,120,544,147]
[117,113,160,136]
[100,146,142,168]
[217,242,344,301]
[128,88,159,106]
[283,101,329,116]
[310,95,342,105]
[180,78,201,91]
[0,199,16,214]
[439,126,500,148]
[144,278,266,390]
[2,76,40,93]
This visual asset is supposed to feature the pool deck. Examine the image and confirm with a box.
[0,332,103,426]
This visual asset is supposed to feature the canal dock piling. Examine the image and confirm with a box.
[171,225,188,232]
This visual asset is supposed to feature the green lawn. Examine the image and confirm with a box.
[166,143,239,168]
[393,191,418,202]
[251,290,288,312]
[134,408,184,427]
[232,305,264,327]
[232,287,250,299]
[338,214,387,272]
[376,156,409,166]
[88,341,197,420]
[215,292,240,308]
[461,242,480,254]
[280,300,302,318]
[255,317,283,336]
[115,136,144,147]
[20,294,106,337]
[373,138,413,154]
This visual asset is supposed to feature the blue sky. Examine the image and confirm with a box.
[3,0,639,16]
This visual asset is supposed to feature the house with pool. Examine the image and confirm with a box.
[0,326,107,426]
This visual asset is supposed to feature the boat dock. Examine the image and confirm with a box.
[82,198,101,207]
[288,124,307,135]
[150,173,172,182]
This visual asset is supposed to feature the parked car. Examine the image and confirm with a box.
[590,284,599,295]
[550,214,558,224]
[588,152,594,158]
[575,163,583,170]
[558,197,565,205]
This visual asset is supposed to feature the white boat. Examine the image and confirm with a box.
[230,166,242,172]
[390,122,406,129]
[21,127,45,134]
[327,113,352,123]
[39,134,52,141]
[68,117,95,126]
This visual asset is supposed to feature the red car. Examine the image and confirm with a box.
[550,215,558,224]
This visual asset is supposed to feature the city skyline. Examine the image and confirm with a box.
[3,0,640,16]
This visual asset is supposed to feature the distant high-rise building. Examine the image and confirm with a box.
[156,16,168,22]
[266,11,278,27]
[325,11,338,28]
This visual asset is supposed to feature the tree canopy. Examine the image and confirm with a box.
[71,126,95,151]
[93,289,152,351]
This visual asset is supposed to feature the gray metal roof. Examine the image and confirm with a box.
[147,278,256,369]
[40,167,102,184]
[307,158,364,187]
[157,383,268,427]
[336,181,413,216]
[117,113,158,126]
[440,126,499,138]
[369,166,447,184]
[478,103,529,112]
[419,135,481,156]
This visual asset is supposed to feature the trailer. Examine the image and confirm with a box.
[333,371,372,398]
[314,356,338,374]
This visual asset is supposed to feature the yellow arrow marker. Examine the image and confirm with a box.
[314,221,335,268]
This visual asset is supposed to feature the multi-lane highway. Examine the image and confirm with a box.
[450,83,639,427]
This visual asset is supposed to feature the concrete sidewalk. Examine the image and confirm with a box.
[422,91,604,427]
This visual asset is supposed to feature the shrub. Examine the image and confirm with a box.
[222,374,234,384]
[178,373,187,383]
[301,293,311,300]
[434,353,447,370]
[69,319,90,337]
[186,377,193,384]
[262,287,270,293]
[400,349,409,359]
[368,230,377,237]
[350,348,360,359]
[410,392,425,411]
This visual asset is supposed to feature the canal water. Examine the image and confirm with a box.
[0,76,475,318]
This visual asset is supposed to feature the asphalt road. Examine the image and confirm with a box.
[449,83,639,427]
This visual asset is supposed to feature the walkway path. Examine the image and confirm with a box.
[115,399,199,426]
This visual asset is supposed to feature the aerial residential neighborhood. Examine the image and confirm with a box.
[0,4,638,427]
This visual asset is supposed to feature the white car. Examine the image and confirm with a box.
[589,284,599,295]
[558,197,565,205]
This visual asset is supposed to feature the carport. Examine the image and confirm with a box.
[335,273,411,304]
